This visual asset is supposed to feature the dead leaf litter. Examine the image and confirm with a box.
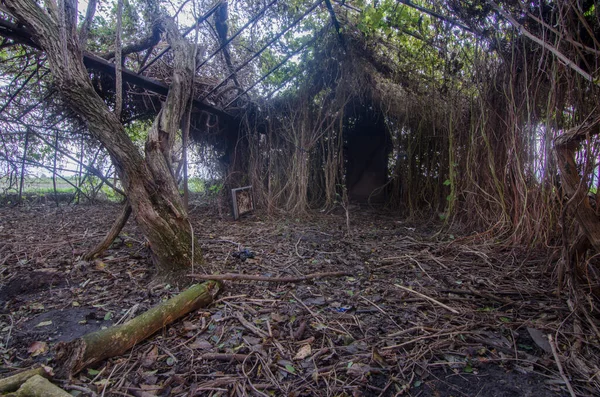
[0,202,595,396]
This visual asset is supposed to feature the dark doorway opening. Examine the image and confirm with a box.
[344,104,391,204]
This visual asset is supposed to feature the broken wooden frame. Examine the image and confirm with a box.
[231,185,255,220]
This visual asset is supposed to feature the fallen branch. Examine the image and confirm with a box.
[548,334,577,397]
[234,312,268,338]
[11,375,70,397]
[54,281,221,377]
[0,366,52,393]
[190,271,351,282]
[201,353,250,362]
[394,284,460,314]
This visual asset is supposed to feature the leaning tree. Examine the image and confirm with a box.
[3,0,203,283]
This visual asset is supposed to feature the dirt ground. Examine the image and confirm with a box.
[0,200,596,396]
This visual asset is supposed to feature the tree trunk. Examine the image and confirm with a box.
[4,0,203,283]
[554,116,600,252]
[84,202,132,260]
[554,116,600,298]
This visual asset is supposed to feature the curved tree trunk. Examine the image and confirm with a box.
[84,201,132,260]
[4,0,202,283]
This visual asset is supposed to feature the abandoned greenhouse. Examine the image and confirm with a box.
[0,0,599,395]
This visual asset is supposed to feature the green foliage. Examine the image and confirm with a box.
[85,0,146,54]
[125,119,151,147]
[188,177,206,193]
[100,185,122,202]
[208,182,224,195]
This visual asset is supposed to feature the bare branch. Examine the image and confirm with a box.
[78,0,97,48]
[488,0,599,87]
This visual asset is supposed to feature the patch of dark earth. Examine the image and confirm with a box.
[0,201,594,396]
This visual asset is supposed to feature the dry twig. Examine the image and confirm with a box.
[394,284,460,314]
[191,270,351,282]
[548,334,577,397]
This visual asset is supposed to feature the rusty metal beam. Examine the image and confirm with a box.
[198,0,324,102]
[223,32,320,109]
[137,0,224,74]
[0,18,234,121]
[195,0,279,72]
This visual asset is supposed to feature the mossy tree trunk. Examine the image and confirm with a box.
[4,0,202,283]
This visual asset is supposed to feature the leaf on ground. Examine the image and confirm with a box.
[243,336,261,345]
[140,384,161,392]
[183,321,198,331]
[27,341,48,356]
[35,320,52,327]
[443,354,464,369]
[526,327,552,353]
[270,312,288,322]
[347,363,371,377]
[189,339,212,350]
[303,296,326,306]
[294,344,312,360]
[371,348,387,366]
[94,379,110,386]
[311,322,327,331]
[142,345,159,367]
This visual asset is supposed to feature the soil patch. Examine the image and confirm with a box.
[415,364,566,397]
[0,270,66,303]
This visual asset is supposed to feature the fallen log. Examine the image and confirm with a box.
[0,366,52,393]
[190,271,351,282]
[54,281,221,377]
[10,375,71,397]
